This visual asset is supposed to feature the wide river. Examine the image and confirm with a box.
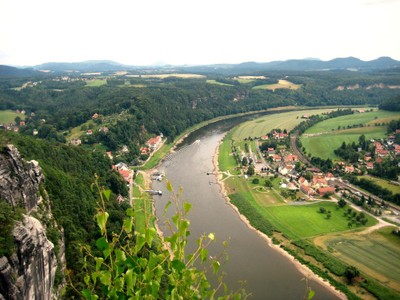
[152,116,341,299]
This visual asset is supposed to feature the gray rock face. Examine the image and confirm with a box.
[0,144,63,300]
[0,145,44,212]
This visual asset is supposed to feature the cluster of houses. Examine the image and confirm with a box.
[335,135,400,175]
[0,110,38,134]
[140,135,163,156]
[261,148,337,198]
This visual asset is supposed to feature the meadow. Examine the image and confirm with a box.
[325,227,400,291]
[231,108,334,140]
[85,79,107,87]
[252,79,301,91]
[300,110,400,160]
[358,175,400,195]
[0,110,25,124]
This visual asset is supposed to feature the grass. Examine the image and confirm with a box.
[300,127,388,160]
[252,79,301,91]
[326,226,400,291]
[0,110,25,124]
[263,202,377,240]
[304,110,399,134]
[140,73,205,79]
[206,79,233,86]
[231,108,335,140]
[85,79,107,87]
[358,175,400,195]
[300,110,400,160]
[218,133,238,172]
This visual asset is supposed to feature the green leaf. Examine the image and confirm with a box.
[115,249,126,264]
[212,260,220,274]
[166,180,173,192]
[96,211,109,235]
[200,248,208,262]
[183,202,192,215]
[126,207,134,217]
[164,200,172,213]
[308,289,315,300]
[208,233,215,241]
[103,189,111,201]
[123,217,133,234]
[100,270,112,286]
[96,237,109,251]
[94,257,104,271]
[171,259,185,272]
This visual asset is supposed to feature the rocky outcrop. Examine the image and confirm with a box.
[0,145,44,212]
[0,144,63,300]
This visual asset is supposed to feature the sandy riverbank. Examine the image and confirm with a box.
[212,140,347,300]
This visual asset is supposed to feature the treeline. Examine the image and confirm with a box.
[380,95,400,111]
[0,131,129,297]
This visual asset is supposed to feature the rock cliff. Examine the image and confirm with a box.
[0,144,64,300]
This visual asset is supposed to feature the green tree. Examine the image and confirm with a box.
[344,266,360,284]
[247,165,255,176]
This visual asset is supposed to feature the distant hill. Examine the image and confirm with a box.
[3,57,399,74]
[182,57,400,74]
[33,60,135,72]
[0,65,41,77]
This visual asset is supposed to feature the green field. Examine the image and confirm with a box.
[85,79,107,87]
[0,110,25,124]
[263,202,377,240]
[326,227,400,290]
[253,79,302,91]
[206,79,233,86]
[304,110,399,134]
[300,110,400,160]
[358,175,400,195]
[231,108,335,140]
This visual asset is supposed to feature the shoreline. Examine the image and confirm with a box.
[212,139,347,300]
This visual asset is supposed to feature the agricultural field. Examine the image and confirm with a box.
[358,175,400,195]
[300,110,400,160]
[231,108,334,140]
[253,79,301,91]
[0,110,25,124]
[322,226,400,291]
[85,79,107,87]
[206,79,233,86]
[263,202,377,240]
[140,73,205,79]
[233,75,268,84]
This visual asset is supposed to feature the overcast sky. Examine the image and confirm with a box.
[0,0,399,66]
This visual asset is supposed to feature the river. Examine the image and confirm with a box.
[152,116,341,299]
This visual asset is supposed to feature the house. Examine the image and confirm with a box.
[267,148,275,156]
[146,136,162,150]
[121,145,129,153]
[344,165,355,173]
[317,186,335,197]
[311,175,327,188]
[86,129,93,135]
[374,142,383,150]
[116,194,124,204]
[92,113,99,119]
[99,127,109,134]
[285,154,298,163]
[140,147,151,155]
[376,149,389,157]
[70,138,82,146]
[13,127,19,132]
[118,169,132,183]
[272,154,282,162]
[366,162,374,169]
[298,177,309,186]
[115,162,129,170]
[106,151,113,160]
[261,135,269,141]
[395,144,400,156]
[19,121,26,126]
[33,129,38,136]
[300,184,315,196]
[272,131,288,139]
[325,173,335,182]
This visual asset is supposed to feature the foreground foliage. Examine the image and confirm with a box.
[77,179,246,299]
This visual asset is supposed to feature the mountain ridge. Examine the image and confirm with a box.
[1,56,400,76]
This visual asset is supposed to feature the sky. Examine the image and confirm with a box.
[0,0,399,66]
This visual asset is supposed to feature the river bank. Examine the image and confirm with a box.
[212,139,347,300]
